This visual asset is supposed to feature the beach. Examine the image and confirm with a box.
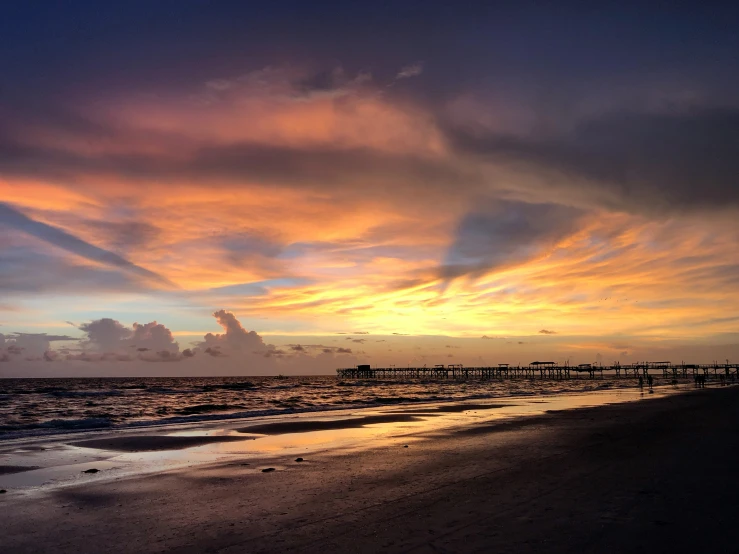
[2,385,737,553]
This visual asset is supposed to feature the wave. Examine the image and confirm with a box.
[47,390,124,398]
[175,403,245,415]
[0,376,670,442]
[0,417,113,433]
[0,392,511,440]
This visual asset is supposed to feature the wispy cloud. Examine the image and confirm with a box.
[396,62,424,80]
[0,203,175,289]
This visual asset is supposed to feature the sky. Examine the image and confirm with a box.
[1,1,739,376]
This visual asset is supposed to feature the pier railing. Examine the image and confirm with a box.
[336,363,739,381]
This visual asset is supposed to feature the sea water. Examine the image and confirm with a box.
[0,375,664,440]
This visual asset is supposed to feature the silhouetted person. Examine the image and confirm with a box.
[638,376,643,389]
[647,375,653,390]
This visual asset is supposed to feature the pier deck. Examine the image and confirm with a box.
[337,363,739,381]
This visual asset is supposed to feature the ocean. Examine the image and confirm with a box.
[0,375,659,440]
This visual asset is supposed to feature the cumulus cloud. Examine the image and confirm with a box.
[1,310,358,372]
[204,346,224,357]
[130,321,179,352]
[0,332,75,359]
[76,318,180,361]
[199,309,268,354]
[195,310,302,360]
[79,318,132,352]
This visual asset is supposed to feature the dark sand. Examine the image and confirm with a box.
[69,435,252,452]
[237,413,426,435]
[0,465,40,475]
[4,387,739,553]
[385,403,505,413]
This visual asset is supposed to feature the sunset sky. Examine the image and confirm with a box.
[2,2,738,376]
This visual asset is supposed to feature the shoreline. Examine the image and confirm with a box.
[0,385,681,494]
[0,376,680,443]
[4,386,737,552]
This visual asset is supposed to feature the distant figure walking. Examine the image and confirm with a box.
[647,375,653,390]
[638,376,644,390]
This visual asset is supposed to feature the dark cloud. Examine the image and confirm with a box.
[7,344,23,356]
[286,343,358,357]
[262,346,286,358]
[204,346,224,357]
[539,329,557,335]
[449,108,739,213]
[81,220,161,253]
[442,200,581,279]
[219,231,284,266]
[0,246,145,294]
[0,203,174,288]
[12,332,75,342]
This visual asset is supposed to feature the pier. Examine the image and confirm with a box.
[337,362,739,381]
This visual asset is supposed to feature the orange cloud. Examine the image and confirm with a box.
[2,65,738,362]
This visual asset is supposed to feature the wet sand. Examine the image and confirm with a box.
[0,465,40,475]
[68,435,253,453]
[236,413,428,435]
[385,403,506,413]
[3,387,738,553]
